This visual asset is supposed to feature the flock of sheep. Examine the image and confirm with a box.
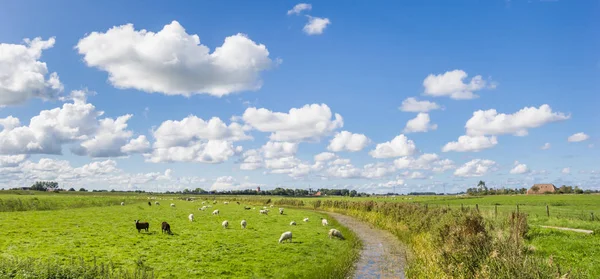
[129,199,345,243]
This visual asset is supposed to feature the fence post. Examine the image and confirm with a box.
[516,204,520,214]
[592,212,595,221]
[476,204,479,212]
[495,204,498,218]
[546,205,550,217]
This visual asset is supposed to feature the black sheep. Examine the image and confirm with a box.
[244,206,251,210]
[148,201,152,206]
[161,222,172,234]
[134,220,149,232]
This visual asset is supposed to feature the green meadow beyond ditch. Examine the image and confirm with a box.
[0,194,360,278]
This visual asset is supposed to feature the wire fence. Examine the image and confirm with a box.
[419,203,599,222]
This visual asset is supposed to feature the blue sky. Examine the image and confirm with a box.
[0,0,598,193]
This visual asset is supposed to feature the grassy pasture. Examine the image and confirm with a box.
[0,194,359,278]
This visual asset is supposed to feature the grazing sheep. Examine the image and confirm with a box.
[303,218,309,222]
[148,201,152,206]
[222,220,229,229]
[201,201,206,204]
[121,202,125,206]
[328,229,345,240]
[290,221,296,226]
[170,203,176,207]
[241,220,247,229]
[134,220,149,233]
[236,201,240,205]
[212,209,220,215]
[279,208,284,215]
[224,201,229,205]
[155,201,160,205]
[244,206,251,210]
[259,209,268,215]
[270,205,274,208]
[213,200,217,204]
[321,218,328,226]
[161,222,171,234]
[279,231,292,243]
[189,214,194,222]
[199,206,207,211]
[263,206,267,209]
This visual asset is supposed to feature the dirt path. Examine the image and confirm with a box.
[540,225,594,234]
[327,212,407,279]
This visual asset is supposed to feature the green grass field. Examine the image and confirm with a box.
[1,192,599,277]
[0,194,359,278]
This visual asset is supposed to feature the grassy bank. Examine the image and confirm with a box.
[275,198,596,278]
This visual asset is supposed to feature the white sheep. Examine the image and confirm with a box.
[241,220,247,229]
[224,201,229,205]
[259,209,268,215]
[303,218,309,222]
[279,231,292,243]
[222,220,229,229]
[199,206,207,211]
[170,203,176,207]
[212,209,220,215]
[279,208,284,215]
[328,229,345,240]
[201,201,206,204]
[189,214,194,222]
[120,202,125,206]
[290,221,296,226]
[263,206,267,209]
[155,201,160,205]
[321,218,328,226]
[270,205,274,208]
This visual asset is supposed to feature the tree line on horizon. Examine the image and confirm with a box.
[466,180,600,195]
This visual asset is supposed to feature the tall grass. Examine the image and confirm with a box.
[0,256,155,279]
[0,195,145,212]
[277,199,583,278]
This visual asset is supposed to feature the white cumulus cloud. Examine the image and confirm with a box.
[442,135,498,152]
[541,142,551,150]
[242,103,343,142]
[287,3,312,15]
[0,37,63,105]
[561,167,571,174]
[121,135,151,154]
[303,16,331,35]
[314,152,336,162]
[465,104,569,136]
[454,159,497,177]
[403,113,437,133]
[510,161,530,174]
[328,131,370,152]
[399,97,441,112]
[567,132,589,142]
[369,134,416,158]
[423,69,495,100]
[76,21,276,97]
[261,141,298,159]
